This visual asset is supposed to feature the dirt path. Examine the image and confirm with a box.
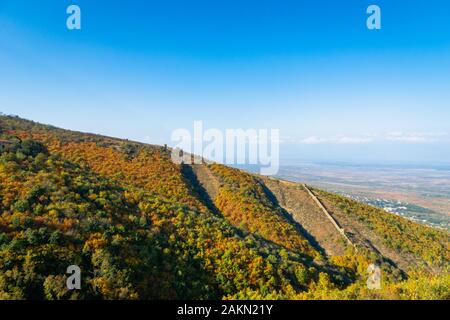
[314,191,420,271]
[182,164,221,214]
[190,164,220,200]
[260,177,350,256]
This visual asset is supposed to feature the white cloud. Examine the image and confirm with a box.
[278,135,298,144]
[335,136,374,144]
[299,135,373,145]
[386,132,448,143]
[296,132,448,145]
[300,136,327,144]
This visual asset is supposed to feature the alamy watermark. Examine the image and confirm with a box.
[367,5,381,30]
[171,121,280,175]
[66,5,81,30]
[66,4,381,31]
[66,265,81,290]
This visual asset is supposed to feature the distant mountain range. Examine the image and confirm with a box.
[0,115,448,300]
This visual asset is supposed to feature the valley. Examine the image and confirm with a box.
[239,162,450,230]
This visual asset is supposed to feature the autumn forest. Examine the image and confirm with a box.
[0,115,448,300]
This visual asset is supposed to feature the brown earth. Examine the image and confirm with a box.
[258,176,349,257]
[313,190,421,271]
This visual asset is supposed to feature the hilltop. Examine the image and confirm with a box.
[0,115,448,300]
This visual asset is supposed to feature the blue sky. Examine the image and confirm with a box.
[1,0,449,163]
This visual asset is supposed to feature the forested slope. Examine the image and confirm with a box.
[0,115,448,300]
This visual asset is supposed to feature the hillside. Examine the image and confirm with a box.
[0,115,449,300]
